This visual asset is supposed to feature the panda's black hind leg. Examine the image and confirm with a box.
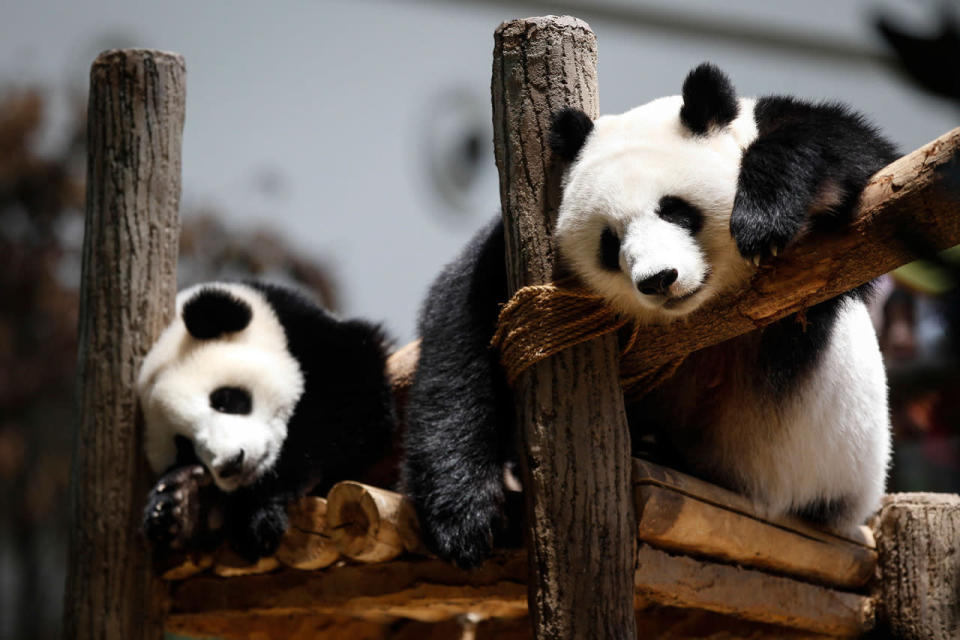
[402,218,514,569]
[143,464,220,552]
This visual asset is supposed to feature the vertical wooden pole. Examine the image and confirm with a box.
[873,493,960,639]
[492,17,637,639]
[62,49,185,640]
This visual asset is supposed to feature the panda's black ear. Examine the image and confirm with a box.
[549,107,594,161]
[182,288,253,340]
[680,63,739,135]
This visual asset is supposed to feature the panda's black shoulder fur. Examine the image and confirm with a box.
[244,281,396,495]
[733,96,898,394]
[401,217,515,569]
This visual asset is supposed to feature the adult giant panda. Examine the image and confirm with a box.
[138,281,396,559]
[403,63,895,569]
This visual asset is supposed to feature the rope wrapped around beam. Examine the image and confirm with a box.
[490,282,686,403]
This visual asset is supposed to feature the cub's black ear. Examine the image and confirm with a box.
[182,288,253,340]
[549,107,594,161]
[679,63,739,135]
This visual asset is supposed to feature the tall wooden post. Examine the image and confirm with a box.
[62,49,185,640]
[492,17,637,639]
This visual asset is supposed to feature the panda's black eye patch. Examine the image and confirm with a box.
[599,226,622,271]
[209,386,252,415]
[657,196,704,235]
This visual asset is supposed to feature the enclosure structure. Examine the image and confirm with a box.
[62,17,960,640]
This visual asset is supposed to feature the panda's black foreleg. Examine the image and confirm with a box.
[402,218,513,569]
[143,463,222,552]
[731,97,898,264]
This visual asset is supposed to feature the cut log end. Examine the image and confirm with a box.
[326,481,423,563]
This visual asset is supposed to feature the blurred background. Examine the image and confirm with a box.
[0,0,958,637]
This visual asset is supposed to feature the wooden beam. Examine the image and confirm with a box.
[168,552,529,625]
[633,460,877,590]
[492,15,637,640]
[62,49,185,640]
[872,493,960,639]
[165,547,872,637]
[633,545,874,638]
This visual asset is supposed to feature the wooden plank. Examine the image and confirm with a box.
[493,15,637,640]
[167,547,869,636]
[634,545,875,638]
[168,552,529,624]
[633,459,875,549]
[167,609,836,640]
[635,485,875,590]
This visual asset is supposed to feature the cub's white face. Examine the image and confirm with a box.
[555,95,759,322]
[137,283,304,492]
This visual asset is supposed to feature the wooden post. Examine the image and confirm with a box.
[62,49,185,640]
[872,493,960,639]
[492,16,637,639]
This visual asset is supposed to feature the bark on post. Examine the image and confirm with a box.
[62,49,185,640]
[492,16,637,639]
[872,493,960,639]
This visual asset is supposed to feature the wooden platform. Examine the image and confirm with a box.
[161,459,878,638]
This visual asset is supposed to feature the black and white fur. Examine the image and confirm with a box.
[403,63,895,569]
[138,281,395,559]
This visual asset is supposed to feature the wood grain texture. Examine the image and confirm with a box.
[326,482,424,563]
[872,492,960,639]
[634,545,874,638]
[621,126,960,373]
[275,497,340,570]
[168,552,530,624]
[635,485,875,591]
[633,460,875,549]
[62,49,184,640]
[492,16,637,640]
[166,547,870,636]
[633,460,877,590]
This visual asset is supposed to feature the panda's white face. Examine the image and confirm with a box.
[555,95,759,323]
[137,283,304,492]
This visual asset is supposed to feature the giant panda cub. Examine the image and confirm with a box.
[138,281,395,560]
[403,63,895,569]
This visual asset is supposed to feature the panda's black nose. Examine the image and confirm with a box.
[216,450,245,479]
[637,269,678,296]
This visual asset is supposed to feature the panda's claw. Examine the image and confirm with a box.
[143,464,218,552]
[752,255,761,267]
[771,246,779,257]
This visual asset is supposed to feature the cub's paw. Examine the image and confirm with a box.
[729,205,803,266]
[143,464,213,550]
[231,502,288,561]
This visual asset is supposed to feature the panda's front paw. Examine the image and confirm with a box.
[143,464,214,550]
[231,502,288,561]
[729,205,803,266]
